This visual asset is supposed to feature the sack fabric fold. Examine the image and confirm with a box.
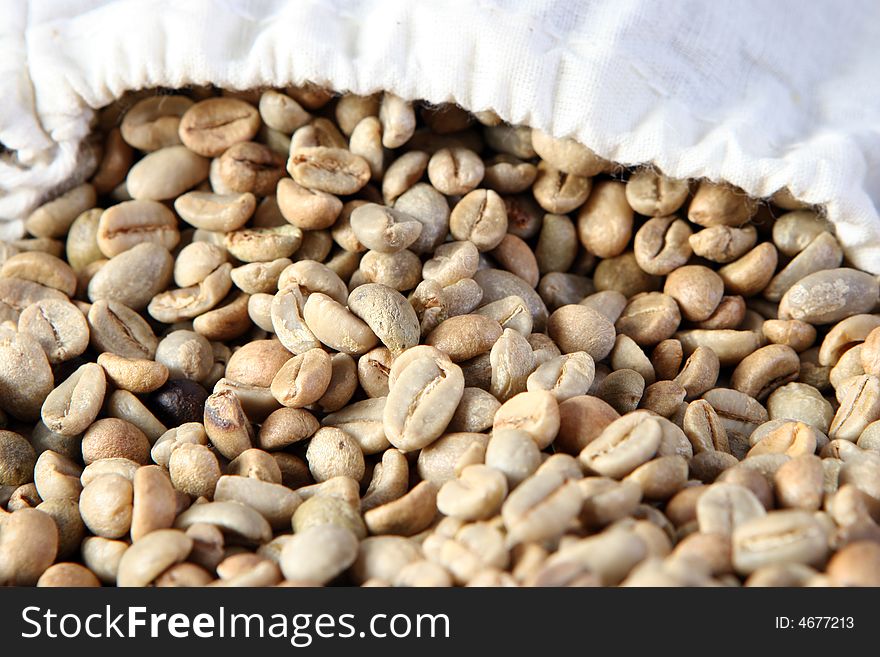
[3,0,880,272]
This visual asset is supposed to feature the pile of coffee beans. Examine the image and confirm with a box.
[1,83,879,587]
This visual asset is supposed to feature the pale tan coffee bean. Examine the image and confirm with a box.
[577,181,633,259]
[37,562,101,588]
[492,390,559,449]
[762,319,817,353]
[687,181,756,227]
[696,482,766,536]
[174,242,227,288]
[774,455,824,511]
[483,123,535,159]
[0,431,36,487]
[484,154,537,194]
[145,259,232,323]
[322,397,391,455]
[305,426,365,483]
[682,399,730,453]
[278,260,346,302]
[860,325,880,376]
[178,97,260,157]
[664,265,724,322]
[829,374,880,441]
[224,225,302,263]
[579,411,662,479]
[349,115,384,180]
[214,475,302,530]
[364,480,437,536]
[391,185,448,254]
[287,146,370,195]
[425,314,503,362]
[80,458,140,487]
[18,298,89,364]
[535,213,578,274]
[531,129,608,177]
[625,455,688,500]
[88,242,173,311]
[1,251,77,296]
[763,232,843,303]
[302,292,378,355]
[772,210,833,256]
[484,429,541,488]
[779,268,880,325]
[598,369,646,414]
[825,541,880,586]
[0,508,58,585]
[610,334,655,384]
[422,241,479,288]
[0,278,67,315]
[92,128,133,194]
[702,388,768,457]
[673,345,721,399]
[270,348,332,408]
[216,141,286,195]
[292,493,366,539]
[554,395,619,454]
[276,177,341,230]
[427,148,484,195]
[691,225,758,268]
[731,344,800,401]
[32,450,82,501]
[0,330,54,421]
[191,291,251,341]
[546,304,615,361]
[476,295,534,337]
[348,203,422,254]
[360,448,409,513]
[716,242,777,298]
[351,535,421,584]
[25,183,97,239]
[201,389,253,460]
[130,465,177,541]
[445,389,497,434]
[174,191,255,231]
[766,382,833,433]
[417,432,489,486]
[526,351,595,402]
[346,284,420,357]
[335,93,380,136]
[819,314,880,366]
[226,448,283,485]
[257,90,311,134]
[502,470,583,545]
[613,293,680,348]
[474,268,549,331]
[732,510,828,575]
[639,380,687,418]
[384,355,464,451]
[127,145,209,201]
[486,327,534,401]
[578,477,643,529]
[829,346,866,389]
[675,329,762,367]
[448,189,508,251]
[651,339,683,381]
[79,474,133,539]
[436,464,508,522]
[270,286,319,354]
[378,93,416,148]
[279,524,358,585]
[633,216,693,275]
[382,150,429,205]
[66,208,104,273]
[693,295,746,330]
[531,161,591,214]
[175,499,272,545]
[88,299,158,359]
[120,95,193,150]
[536,271,593,311]
[490,234,540,288]
[81,418,150,465]
[117,529,194,587]
[41,363,106,437]
[357,347,392,398]
[625,169,689,217]
[80,535,129,585]
[748,421,818,457]
[593,250,663,297]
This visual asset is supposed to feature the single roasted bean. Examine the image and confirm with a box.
[148,379,210,427]
[779,268,880,325]
[383,355,464,451]
[41,363,106,436]
[732,510,829,575]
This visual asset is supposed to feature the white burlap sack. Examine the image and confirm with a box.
[3,0,880,271]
